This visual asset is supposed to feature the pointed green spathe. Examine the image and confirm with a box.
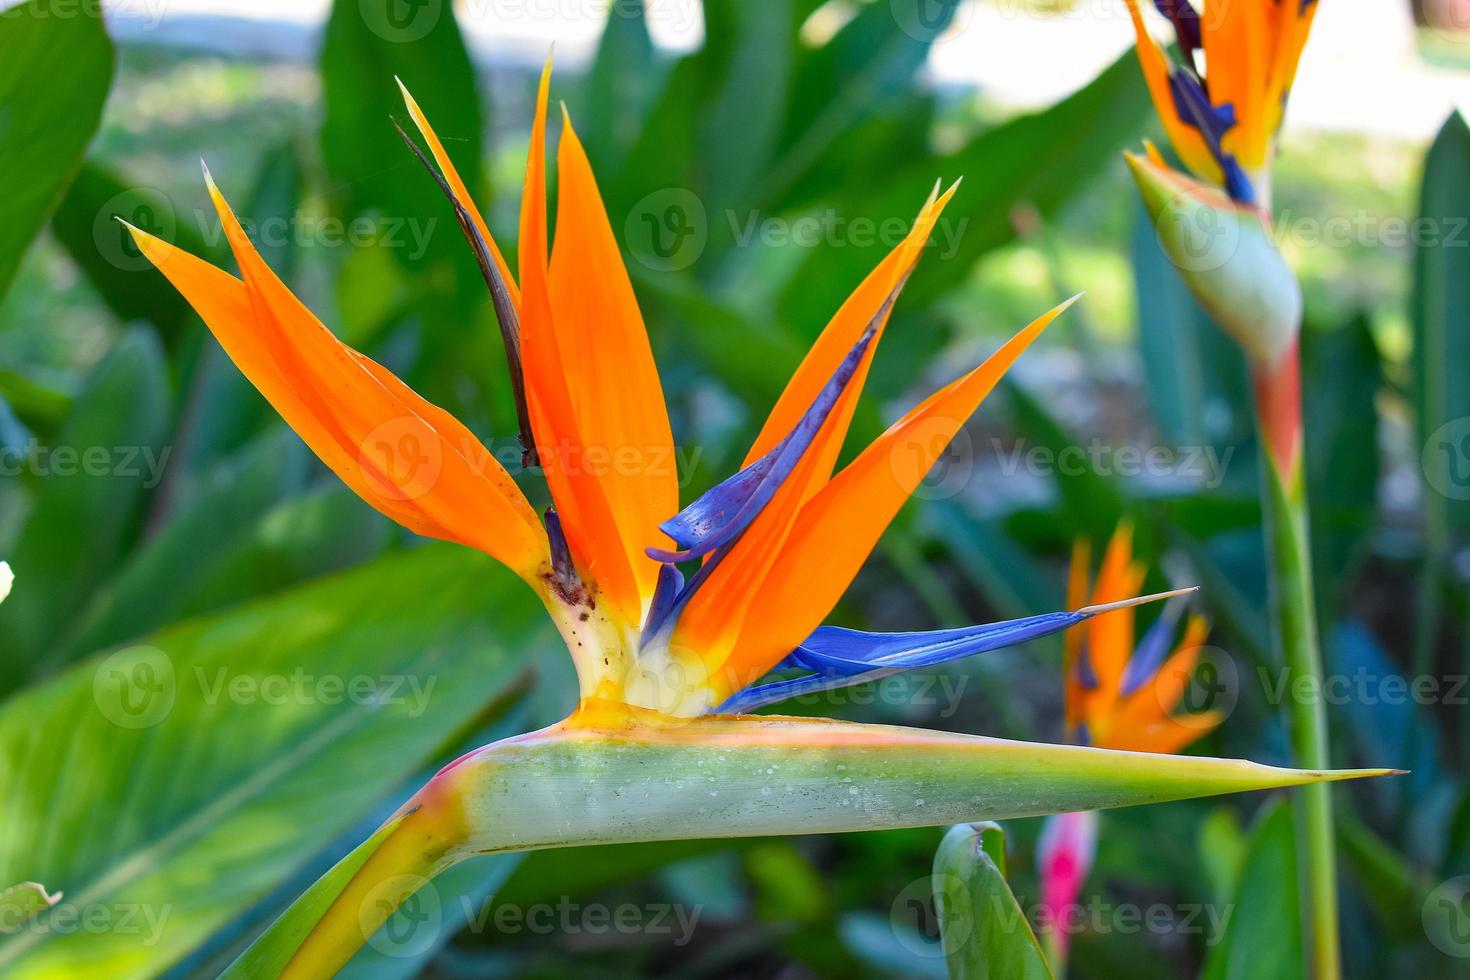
[235,710,1392,978]
[1126,150,1301,369]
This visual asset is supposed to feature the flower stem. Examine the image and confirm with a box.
[1253,348,1340,979]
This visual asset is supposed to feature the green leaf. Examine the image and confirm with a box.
[578,0,661,181]
[1201,799,1304,980]
[1339,813,1431,941]
[0,369,70,439]
[1006,379,1125,540]
[1197,806,1246,905]
[171,488,392,620]
[0,544,546,978]
[320,0,481,290]
[932,822,1052,980]
[1412,110,1470,542]
[53,431,309,660]
[0,330,169,687]
[924,500,1057,622]
[1329,620,1446,819]
[610,0,802,246]
[0,0,114,302]
[49,161,213,350]
[779,49,1148,329]
[1302,316,1381,621]
[689,0,798,220]
[758,0,961,211]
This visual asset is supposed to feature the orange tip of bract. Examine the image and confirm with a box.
[1140,139,1168,170]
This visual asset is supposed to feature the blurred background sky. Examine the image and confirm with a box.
[100,0,1467,136]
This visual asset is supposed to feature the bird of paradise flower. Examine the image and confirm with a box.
[121,60,1384,978]
[1036,524,1221,971]
[1118,5,1342,974]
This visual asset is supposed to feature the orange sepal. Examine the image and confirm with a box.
[1096,710,1224,755]
[125,184,547,582]
[547,109,678,615]
[669,190,961,666]
[708,298,1076,698]
[517,59,644,623]
[1201,0,1271,169]
[741,182,959,494]
[1116,615,1212,727]
[1123,0,1223,183]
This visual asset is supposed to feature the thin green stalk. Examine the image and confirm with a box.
[1258,421,1339,979]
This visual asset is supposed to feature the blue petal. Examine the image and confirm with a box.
[716,588,1199,715]
[1166,69,1256,205]
[643,563,685,639]
[717,667,908,715]
[1076,646,1099,691]
[1119,598,1186,696]
[545,508,576,585]
[646,326,878,564]
[785,612,1086,676]
[1152,0,1201,55]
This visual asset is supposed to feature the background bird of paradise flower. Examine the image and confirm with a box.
[0,0,1467,977]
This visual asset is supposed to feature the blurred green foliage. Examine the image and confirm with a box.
[0,0,1465,977]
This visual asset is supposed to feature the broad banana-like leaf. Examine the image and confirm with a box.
[0,545,546,978]
[932,822,1052,980]
[0,0,114,303]
[231,709,1390,978]
[1201,799,1304,980]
